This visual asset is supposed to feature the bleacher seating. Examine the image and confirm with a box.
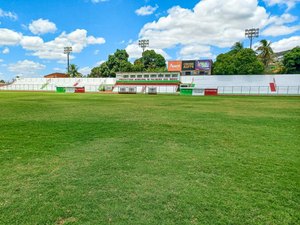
[0,77,116,92]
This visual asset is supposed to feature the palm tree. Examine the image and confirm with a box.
[231,42,244,52]
[68,64,82,78]
[256,39,274,68]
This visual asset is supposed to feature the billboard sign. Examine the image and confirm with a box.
[182,60,195,71]
[168,61,182,72]
[195,60,211,70]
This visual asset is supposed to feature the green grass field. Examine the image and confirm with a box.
[0,92,299,225]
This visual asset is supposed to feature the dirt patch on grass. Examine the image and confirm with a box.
[56,217,77,225]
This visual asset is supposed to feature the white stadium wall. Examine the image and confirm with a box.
[181,75,300,95]
[0,78,116,92]
[1,75,300,95]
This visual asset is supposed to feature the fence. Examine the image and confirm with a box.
[217,86,300,95]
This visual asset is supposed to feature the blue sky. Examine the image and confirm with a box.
[0,0,300,80]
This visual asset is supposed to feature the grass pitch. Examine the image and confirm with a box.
[0,92,299,225]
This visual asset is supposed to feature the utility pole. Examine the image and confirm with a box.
[245,28,259,49]
[64,46,72,73]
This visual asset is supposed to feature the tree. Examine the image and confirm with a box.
[213,48,264,75]
[68,64,82,78]
[0,79,5,83]
[256,39,274,69]
[231,42,244,53]
[107,49,132,76]
[134,50,166,72]
[89,66,101,78]
[89,49,133,77]
[213,53,236,75]
[283,46,300,74]
[234,49,264,74]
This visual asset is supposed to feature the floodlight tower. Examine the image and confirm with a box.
[64,46,73,73]
[245,28,259,49]
[138,39,149,53]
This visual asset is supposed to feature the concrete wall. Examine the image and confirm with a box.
[180,75,300,87]
[181,75,300,95]
[1,75,299,95]
[0,77,116,92]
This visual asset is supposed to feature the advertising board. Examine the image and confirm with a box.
[195,60,211,70]
[182,60,195,71]
[168,61,182,72]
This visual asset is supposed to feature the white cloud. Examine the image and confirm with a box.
[0,8,17,20]
[263,0,300,11]
[0,59,3,63]
[94,49,100,55]
[53,67,64,72]
[125,42,170,60]
[271,36,300,52]
[79,66,91,75]
[96,60,105,66]
[135,5,159,16]
[128,0,273,59]
[267,13,298,26]
[20,29,105,61]
[179,45,215,60]
[8,60,45,77]
[20,36,44,51]
[2,47,9,54]
[0,28,22,46]
[29,18,57,35]
[262,25,300,36]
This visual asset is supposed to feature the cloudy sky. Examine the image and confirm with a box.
[0,0,300,80]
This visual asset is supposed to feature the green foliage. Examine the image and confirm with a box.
[134,50,166,72]
[231,42,244,53]
[283,46,300,74]
[266,62,286,74]
[0,92,299,224]
[106,49,132,76]
[213,48,264,75]
[256,39,274,69]
[68,64,82,78]
[234,49,264,74]
[89,49,132,77]
[89,49,167,77]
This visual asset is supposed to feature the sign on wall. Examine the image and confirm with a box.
[168,61,182,72]
[182,61,195,71]
[195,60,211,70]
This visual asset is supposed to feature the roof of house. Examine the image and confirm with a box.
[44,73,70,78]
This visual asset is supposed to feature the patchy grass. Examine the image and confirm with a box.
[0,92,299,225]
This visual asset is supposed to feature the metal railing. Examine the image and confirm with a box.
[217,86,300,95]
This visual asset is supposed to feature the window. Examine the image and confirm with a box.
[137,75,142,78]
[158,74,164,78]
[130,75,136,78]
[144,75,149,78]
[123,75,129,78]
[172,74,178,78]
[150,74,157,78]
[165,74,171,78]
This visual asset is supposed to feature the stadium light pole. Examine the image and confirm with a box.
[138,39,149,53]
[245,28,259,49]
[138,40,149,73]
[64,46,72,74]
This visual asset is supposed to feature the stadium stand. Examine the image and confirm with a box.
[1,74,300,95]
